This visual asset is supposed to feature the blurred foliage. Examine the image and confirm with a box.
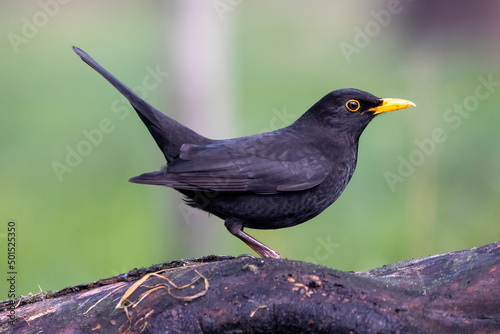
[1,1,499,298]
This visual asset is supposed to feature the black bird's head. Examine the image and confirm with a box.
[297,88,415,142]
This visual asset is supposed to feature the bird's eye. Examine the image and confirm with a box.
[346,100,360,112]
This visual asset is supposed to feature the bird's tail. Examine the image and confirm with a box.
[72,46,211,162]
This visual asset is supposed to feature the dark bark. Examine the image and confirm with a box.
[0,243,499,333]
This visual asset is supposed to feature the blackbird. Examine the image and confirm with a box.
[73,47,415,259]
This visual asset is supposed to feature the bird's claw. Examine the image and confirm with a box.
[236,254,256,259]
[258,248,282,259]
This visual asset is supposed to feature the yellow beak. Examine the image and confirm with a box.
[369,98,416,115]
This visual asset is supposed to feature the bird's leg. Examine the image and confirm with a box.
[225,219,282,259]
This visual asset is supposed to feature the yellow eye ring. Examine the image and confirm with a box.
[346,100,360,112]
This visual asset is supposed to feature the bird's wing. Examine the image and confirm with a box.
[130,140,332,194]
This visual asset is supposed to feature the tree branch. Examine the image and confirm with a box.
[1,243,498,333]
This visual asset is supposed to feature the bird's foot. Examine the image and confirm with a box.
[256,247,282,259]
[225,219,283,259]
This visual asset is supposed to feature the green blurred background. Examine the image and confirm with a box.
[1,1,499,298]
